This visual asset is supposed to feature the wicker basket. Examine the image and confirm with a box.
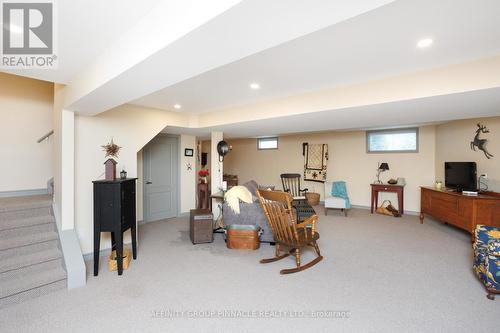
[305,192,320,206]
[108,247,131,272]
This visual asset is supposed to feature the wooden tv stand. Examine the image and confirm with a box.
[420,186,500,233]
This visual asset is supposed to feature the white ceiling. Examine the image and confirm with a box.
[2,0,500,138]
[63,0,394,115]
[2,0,163,83]
[162,87,500,139]
[133,0,500,113]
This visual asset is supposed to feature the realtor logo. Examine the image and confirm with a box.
[1,0,57,68]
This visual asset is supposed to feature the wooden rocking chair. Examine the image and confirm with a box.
[257,189,323,274]
[280,173,308,200]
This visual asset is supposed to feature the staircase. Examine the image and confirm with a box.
[0,194,67,308]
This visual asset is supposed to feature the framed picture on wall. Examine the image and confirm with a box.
[184,148,194,157]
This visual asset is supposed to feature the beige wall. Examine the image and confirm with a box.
[179,134,197,213]
[224,126,437,212]
[0,73,54,192]
[436,116,500,191]
[137,149,144,221]
[74,104,191,254]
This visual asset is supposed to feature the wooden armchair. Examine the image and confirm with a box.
[280,173,308,200]
[257,189,322,274]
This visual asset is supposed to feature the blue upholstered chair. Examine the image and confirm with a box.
[473,224,500,300]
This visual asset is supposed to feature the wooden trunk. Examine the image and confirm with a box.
[420,186,500,233]
[226,225,260,250]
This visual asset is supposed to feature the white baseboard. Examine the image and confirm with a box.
[52,203,86,290]
[319,201,419,216]
[0,188,49,198]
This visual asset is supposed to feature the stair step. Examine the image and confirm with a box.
[0,222,56,239]
[0,205,52,223]
[0,229,58,251]
[0,239,59,262]
[0,194,66,308]
[0,194,52,213]
[0,259,66,300]
[0,247,62,273]
[0,278,66,308]
[0,214,55,231]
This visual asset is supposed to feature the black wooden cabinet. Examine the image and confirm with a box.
[93,178,137,276]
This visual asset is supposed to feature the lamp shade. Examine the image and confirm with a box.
[217,140,230,162]
[379,163,389,171]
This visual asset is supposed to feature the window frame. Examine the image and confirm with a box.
[366,127,419,154]
[257,137,278,150]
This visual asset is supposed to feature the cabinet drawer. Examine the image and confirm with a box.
[457,198,473,232]
[429,192,458,223]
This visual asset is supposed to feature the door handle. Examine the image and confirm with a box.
[146,181,152,185]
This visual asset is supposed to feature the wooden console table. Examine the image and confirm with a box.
[371,184,405,215]
[420,186,500,233]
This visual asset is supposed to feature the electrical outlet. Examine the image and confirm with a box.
[481,173,488,179]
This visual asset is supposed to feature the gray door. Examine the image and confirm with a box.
[144,135,178,222]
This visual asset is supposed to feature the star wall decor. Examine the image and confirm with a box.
[102,138,121,158]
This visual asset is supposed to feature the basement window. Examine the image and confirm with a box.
[257,137,278,150]
[367,128,418,153]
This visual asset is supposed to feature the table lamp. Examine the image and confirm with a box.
[375,162,389,184]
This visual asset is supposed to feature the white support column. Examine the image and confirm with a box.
[53,85,85,289]
[211,132,223,219]
[61,110,75,230]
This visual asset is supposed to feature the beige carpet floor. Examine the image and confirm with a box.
[0,207,498,332]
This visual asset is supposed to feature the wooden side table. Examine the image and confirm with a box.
[370,184,405,215]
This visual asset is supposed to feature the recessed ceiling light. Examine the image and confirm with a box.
[417,38,433,48]
[173,104,181,109]
[249,83,260,90]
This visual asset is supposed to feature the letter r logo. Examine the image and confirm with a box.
[2,2,53,54]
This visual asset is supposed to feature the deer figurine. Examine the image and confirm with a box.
[471,123,494,159]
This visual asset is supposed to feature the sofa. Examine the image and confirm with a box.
[473,224,500,300]
[222,180,274,243]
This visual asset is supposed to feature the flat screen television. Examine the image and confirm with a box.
[444,162,477,191]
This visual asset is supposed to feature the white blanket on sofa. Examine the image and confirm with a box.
[224,186,253,214]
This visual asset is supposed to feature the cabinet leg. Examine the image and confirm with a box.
[93,231,100,276]
[419,212,424,224]
[131,224,137,260]
[115,230,123,275]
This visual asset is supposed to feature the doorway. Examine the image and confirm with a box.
[143,135,179,222]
